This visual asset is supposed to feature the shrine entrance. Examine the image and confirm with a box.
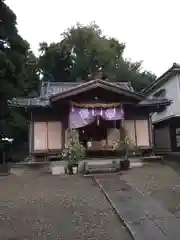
[78,117,121,157]
[79,118,107,145]
[68,103,124,157]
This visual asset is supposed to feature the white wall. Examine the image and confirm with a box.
[149,74,180,123]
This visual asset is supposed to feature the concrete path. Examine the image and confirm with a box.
[95,175,180,240]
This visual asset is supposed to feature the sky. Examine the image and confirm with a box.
[6,0,180,76]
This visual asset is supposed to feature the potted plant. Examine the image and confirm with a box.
[62,131,85,175]
[118,136,135,170]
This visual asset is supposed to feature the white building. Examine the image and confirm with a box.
[143,63,180,153]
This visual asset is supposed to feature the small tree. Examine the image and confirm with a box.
[119,136,136,160]
[62,130,85,174]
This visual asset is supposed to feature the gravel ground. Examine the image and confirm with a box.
[120,162,180,218]
[0,174,132,240]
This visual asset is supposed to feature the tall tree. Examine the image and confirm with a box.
[0,0,38,159]
[23,50,39,97]
[38,22,156,91]
[38,41,73,82]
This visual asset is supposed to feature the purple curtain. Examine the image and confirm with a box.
[69,106,124,129]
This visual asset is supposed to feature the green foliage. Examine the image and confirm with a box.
[38,41,72,82]
[0,0,39,156]
[22,50,39,97]
[38,22,156,91]
[62,130,85,164]
[118,136,136,157]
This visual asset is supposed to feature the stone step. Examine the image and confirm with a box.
[85,168,118,174]
[141,156,163,162]
[84,161,119,174]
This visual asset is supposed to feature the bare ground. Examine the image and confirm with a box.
[0,174,132,240]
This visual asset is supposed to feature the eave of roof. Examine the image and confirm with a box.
[7,80,141,108]
[138,97,172,107]
[50,79,144,102]
[142,63,180,94]
[8,80,172,109]
[8,98,50,108]
[8,96,172,109]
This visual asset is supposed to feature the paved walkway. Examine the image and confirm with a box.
[95,175,180,240]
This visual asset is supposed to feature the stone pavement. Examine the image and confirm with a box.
[120,163,180,218]
[95,175,180,240]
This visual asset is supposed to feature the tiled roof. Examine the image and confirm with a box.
[40,81,134,98]
[8,81,171,108]
[142,63,180,94]
[9,81,133,107]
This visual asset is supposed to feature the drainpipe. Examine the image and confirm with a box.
[178,73,180,104]
[29,111,33,162]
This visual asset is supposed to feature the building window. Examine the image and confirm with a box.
[176,128,180,148]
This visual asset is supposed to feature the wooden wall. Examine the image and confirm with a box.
[107,128,120,146]
[154,125,171,152]
[124,119,151,148]
[29,105,152,154]
[29,107,68,153]
[33,121,62,152]
[153,117,180,153]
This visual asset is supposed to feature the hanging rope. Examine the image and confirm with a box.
[71,101,121,108]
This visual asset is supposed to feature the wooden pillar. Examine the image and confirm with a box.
[120,119,126,142]
[29,111,34,161]
[134,120,137,147]
[148,116,153,147]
